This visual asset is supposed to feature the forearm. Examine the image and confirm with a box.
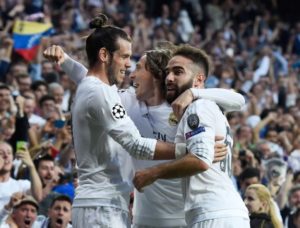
[153,141,175,160]
[28,166,43,202]
[61,54,88,84]
[110,128,156,160]
[151,154,209,179]
[190,88,245,112]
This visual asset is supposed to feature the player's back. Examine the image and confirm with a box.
[175,99,248,224]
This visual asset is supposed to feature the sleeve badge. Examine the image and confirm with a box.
[187,113,199,130]
[112,103,126,119]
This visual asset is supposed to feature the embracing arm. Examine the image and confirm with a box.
[133,153,208,191]
[190,88,245,112]
[108,123,175,160]
[172,88,245,119]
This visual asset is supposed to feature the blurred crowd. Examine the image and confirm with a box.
[1,0,300,227]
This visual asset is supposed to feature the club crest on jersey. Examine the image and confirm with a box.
[168,112,178,126]
[187,114,199,130]
[111,103,126,119]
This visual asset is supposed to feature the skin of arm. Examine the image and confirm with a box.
[16,147,43,202]
[153,141,175,160]
[133,153,209,192]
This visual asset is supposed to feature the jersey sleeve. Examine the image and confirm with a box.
[87,85,157,160]
[180,100,218,166]
[60,54,88,84]
[190,88,245,112]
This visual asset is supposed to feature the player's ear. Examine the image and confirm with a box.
[99,48,109,62]
[193,73,205,88]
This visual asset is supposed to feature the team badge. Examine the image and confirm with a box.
[168,112,178,126]
[112,104,126,119]
[187,114,199,130]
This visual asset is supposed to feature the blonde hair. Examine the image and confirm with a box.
[247,184,283,228]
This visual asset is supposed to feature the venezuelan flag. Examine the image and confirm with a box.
[13,20,53,61]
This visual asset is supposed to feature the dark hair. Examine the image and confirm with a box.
[39,94,55,107]
[34,154,54,170]
[50,195,72,207]
[239,167,261,182]
[86,14,131,67]
[172,44,212,77]
[31,80,48,91]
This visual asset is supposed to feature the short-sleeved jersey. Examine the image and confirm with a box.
[175,99,249,225]
[72,76,156,212]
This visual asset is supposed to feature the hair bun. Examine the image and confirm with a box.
[89,14,108,29]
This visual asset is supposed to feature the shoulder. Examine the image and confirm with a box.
[8,177,30,185]
[80,78,119,103]
[4,178,30,190]
[185,99,220,115]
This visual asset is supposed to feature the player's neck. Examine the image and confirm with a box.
[87,64,110,85]
[145,88,165,106]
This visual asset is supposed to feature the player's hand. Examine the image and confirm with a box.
[43,45,65,65]
[133,168,157,192]
[171,89,194,120]
[213,136,227,163]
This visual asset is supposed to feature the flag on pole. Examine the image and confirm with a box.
[13,20,53,61]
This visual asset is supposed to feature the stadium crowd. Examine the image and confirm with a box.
[1,0,300,227]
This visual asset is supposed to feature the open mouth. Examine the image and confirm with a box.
[166,83,176,91]
[24,219,31,225]
[132,83,138,88]
[56,218,63,225]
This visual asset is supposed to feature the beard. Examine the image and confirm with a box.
[105,54,120,86]
[0,167,11,176]
[166,79,193,104]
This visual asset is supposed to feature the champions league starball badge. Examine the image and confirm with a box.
[168,112,178,126]
[187,114,199,130]
[111,103,126,119]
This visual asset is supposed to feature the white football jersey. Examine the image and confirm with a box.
[72,76,156,211]
[175,99,249,225]
[119,90,186,227]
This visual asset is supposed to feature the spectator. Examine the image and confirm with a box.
[244,184,283,228]
[0,194,39,228]
[239,167,261,197]
[281,184,300,226]
[0,141,42,210]
[35,195,72,228]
